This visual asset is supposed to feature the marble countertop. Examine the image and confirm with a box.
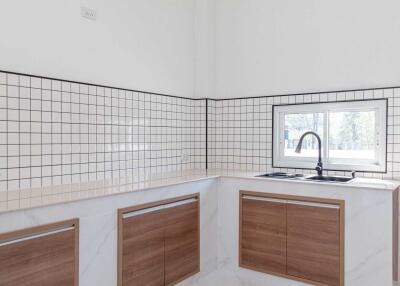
[215,169,400,191]
[0,169,398,214]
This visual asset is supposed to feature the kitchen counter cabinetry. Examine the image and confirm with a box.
[240,191,344,286]
[0,172,395,286]
[0,219,79,286]
[118,194,200,286]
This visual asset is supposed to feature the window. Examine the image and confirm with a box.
[273,99,387,172]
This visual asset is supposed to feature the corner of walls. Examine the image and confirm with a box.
[194,0,216,100]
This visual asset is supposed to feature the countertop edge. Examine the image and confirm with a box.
[1,170,398,214]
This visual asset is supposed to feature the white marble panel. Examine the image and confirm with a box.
[214,178,394,286]
[0,175,396,286]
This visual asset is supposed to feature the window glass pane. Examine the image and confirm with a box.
[284,113,324,157]
[328,111,375,160]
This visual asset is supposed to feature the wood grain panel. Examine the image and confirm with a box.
[164,201,199,286]
[0,219,79,286]
[118,194,200,286]
[240,198,287,275]
[121,209,167,286]
[287,203,340,286]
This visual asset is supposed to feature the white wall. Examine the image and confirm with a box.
[2,0,400,99]
[194,0,216,98]
[215,0,400,98]
[0,0,196,97]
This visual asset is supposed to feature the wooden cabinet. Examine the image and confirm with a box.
[118,194,200,286]
[121,208,166,286]
[240,191,344,286]
[0,219,79,286]
[164,200,199,285]
[287,202,341,286]
[240,196,286,275]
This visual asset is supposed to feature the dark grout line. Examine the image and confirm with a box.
[1,69,400,102]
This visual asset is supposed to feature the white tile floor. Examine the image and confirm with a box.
[178,267,310,286]
[179,267,400,286]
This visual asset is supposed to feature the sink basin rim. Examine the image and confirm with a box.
[256,173,354,183]
[304,175,354,183]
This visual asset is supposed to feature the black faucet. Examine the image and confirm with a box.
[295,131,323,176]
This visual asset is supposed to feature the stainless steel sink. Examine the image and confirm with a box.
[256,173,354,183]
[256,172,304,179]
[304,175,353,183]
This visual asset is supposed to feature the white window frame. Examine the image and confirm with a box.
[273,99,387,172]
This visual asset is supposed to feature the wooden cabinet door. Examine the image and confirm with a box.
[121,208,167,286]
[164,200,199,286]
[240,196,287,275]
[0,219,79,286]
[286,202,341,286]
[119,195,200,286]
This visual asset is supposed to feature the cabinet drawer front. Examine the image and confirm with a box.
[287,203,340,286]
[240,197,287,275]
[0,220,79,286]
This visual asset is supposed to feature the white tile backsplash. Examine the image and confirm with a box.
[0,72,206,194]
[1,70,399,200]
[208,88,400,180]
